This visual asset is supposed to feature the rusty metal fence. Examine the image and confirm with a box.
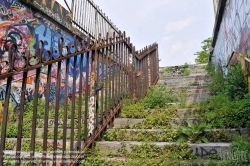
[0,31,159,165]
[72,0,119,39]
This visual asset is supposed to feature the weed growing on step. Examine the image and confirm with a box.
[180,63,190,76]
[205,129,235,142]
[120,98,146,118]
[176,120,208,144]
[164,67,174,73]
[178,89,188,108]
[133,107,178,129]
[144,83,178,109]
[103,129,178,142]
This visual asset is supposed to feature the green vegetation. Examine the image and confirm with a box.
[176,120,208,144]
[197,62,250,128]
[180,62,190,76]
[228,137,250,165]
[194,37,212,64]
[164,67,173,73]
[120,98,146,118]
[121,84,178,117]
[144,84,178,109]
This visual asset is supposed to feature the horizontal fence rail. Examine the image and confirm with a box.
[0,30,159,165]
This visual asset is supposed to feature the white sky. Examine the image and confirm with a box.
[57,0,215,67]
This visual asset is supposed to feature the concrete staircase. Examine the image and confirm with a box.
[92,64,242,165]
[2,118,85,165]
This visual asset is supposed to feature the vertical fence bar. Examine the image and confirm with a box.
[115,35,118,105]
[90,5,94,37]
[121,35,124,98]
[77,46,84,153]
[70,53,77,158]
[105,33,109,119]
[62,57,70,165]
[15,51,29,166]
[84,38,90,143]
[95,35,100,132]
[83,0,87,30]
[30,41,43,165]
[117,33,121,101]
[0,45,15,165]
[100,41,104,125]
[41,51,52,166]
[81,0,84,27]
[86,1,90,36]
[111,33,115,109]
[53,52,61,166]
[108,37,112,114]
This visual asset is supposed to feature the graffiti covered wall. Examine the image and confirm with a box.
[212,0,250,87]
[0,0,92,111]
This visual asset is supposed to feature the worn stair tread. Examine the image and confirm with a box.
[113,118,143,129]
[100,156,223,164]
[160,74,210,78]
[97,141,231,146]
[3,151,73,165]
[106,128,250,133]
[176,108,196,117]
[97,141,231,160]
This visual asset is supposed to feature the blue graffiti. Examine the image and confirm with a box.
[34,23,52,55]
[0,0,13,9]
[52,31,62,58]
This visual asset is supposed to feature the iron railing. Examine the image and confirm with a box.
[0,31,159,165]
[0,0,159,165]
[71,0,120,39]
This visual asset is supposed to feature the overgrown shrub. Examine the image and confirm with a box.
[227,137,250,165]
[199,93,250,128]
[164,67,173,73]
[207,65,224,95]
[208,63,248,99]
[224,63,248,100]
[183,62,189,68]
[143,84,178,109]
[121,98,147,118]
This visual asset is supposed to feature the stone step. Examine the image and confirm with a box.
[160,79,210,88]
[166,102,181,106]
[113,118,143,129]
[106,128,250,136]
[160,74,210,79]
[36,128,80,136]
[161,71,209,78]
[187,92,210,104]
[97,141,231,159]
[103,128,250,142]
[3,150,74,165]
[186,89,209,94]
[3,138,84,151]
[171,118,201,127]
[176,108,196,117]
[37,118,101,128]
[101,156,223,164]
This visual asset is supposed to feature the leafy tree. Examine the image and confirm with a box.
[194,37,212,64]
[183,62,189,68]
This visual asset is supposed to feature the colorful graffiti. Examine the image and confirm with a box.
[212,0,250,87]
[0,0,94,111]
